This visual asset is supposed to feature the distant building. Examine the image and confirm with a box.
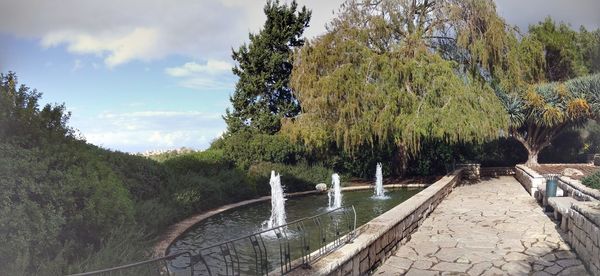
[137,147,196,157]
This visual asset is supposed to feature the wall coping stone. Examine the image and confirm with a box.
[558,176,600,202]
[516,164,545,179]
[515,165,546,196]
[572,201,600,227]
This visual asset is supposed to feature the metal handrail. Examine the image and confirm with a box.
[66,206,357,276]
[186,205,357,275]
[67,251,191,276]
[196,206,351,250]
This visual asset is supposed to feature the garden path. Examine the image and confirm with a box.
[376,176,589,276]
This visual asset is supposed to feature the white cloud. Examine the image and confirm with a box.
[2,0,598,69]
[165,60,235,90]
[42,28,161,67]
[72,110,226,152]
[0,0,346,68]
[165,60,232,77]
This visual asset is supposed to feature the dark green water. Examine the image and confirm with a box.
[167,188,421,275]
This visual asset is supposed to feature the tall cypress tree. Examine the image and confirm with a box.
[224,0,311,134]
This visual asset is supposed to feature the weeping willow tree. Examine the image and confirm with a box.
[281,0,515,167]
[499,74,600,166]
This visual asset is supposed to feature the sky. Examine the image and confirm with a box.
[1,0,599,153]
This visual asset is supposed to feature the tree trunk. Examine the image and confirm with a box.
[513,132,547,167]
[525,148,540,167]
[392,145,408,176]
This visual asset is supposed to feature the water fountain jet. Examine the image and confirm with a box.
[265,171,286,228]
[328,173,342,209]
[373,163,388,199]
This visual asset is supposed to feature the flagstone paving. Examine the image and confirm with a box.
[376,176,589,276]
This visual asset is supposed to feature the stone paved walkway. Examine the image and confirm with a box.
[376,176,589,276]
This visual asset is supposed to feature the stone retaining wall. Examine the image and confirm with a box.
[457,163,480,181]
[568,202,600,276]
[558,176,600,202]
[288,170,463,276]
[480,167,516,178]
[515,165,545,196]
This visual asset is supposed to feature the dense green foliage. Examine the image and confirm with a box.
[578,28,600,74]
[0,73,332,275]
[528,17,599,81]
[0,72,173,274]
[581,171,600,190]
[282,0,512,159]
[248,162,335,193]
[224,0,311,134]
[211,131,306,170]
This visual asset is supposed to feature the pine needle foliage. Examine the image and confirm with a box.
[224,0,311,134]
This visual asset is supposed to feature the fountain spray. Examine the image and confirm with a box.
[329,173,342,209]
[266,171,286,228]
[374,163,386,198]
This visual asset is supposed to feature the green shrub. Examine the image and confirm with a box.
[248,162,335,193]
[0,144,65,274]
[582,171,600,189]
[133,199,179,233]
[169,172,256,212]
[43,225,153,276]
[163,149,234,175]
[212,131,305,169]
[98,148,170,201]
[407,140,455,176]
[0,142,137,274]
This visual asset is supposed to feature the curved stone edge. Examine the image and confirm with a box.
[152,184,427,258]
[286,169,463,276]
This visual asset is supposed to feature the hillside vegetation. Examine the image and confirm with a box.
[0,72,333,275]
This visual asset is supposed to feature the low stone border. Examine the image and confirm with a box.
[480,167,515,177]
[515,164,546,196]
[153,183,427,257]
[558,176,600,202]
[568,201,600,276]
[287,170,463,276]
[457,163,480,181]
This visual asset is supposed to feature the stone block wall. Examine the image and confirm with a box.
[457,163,480,181]
[568,202,600,276]
[480,167,516,178]
[288,170,463,276]
[558,176,600,202]
[515,165,545,196]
